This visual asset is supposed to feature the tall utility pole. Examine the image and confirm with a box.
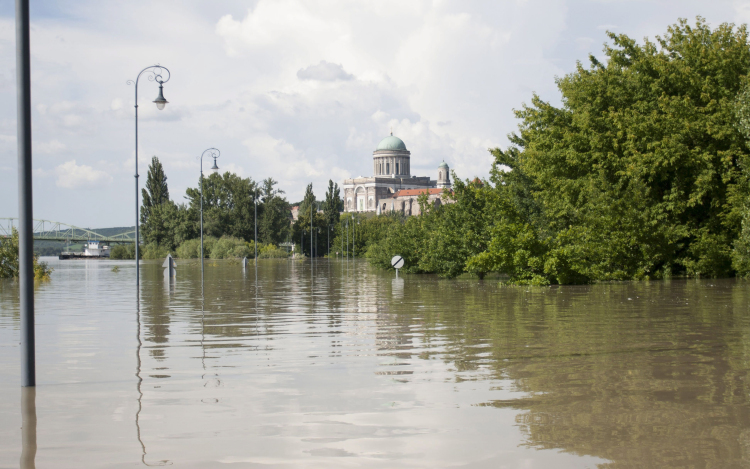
[16,0,34,387]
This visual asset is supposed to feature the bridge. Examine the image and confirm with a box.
[0,218,135,244]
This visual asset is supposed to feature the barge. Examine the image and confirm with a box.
[59,241,111,259]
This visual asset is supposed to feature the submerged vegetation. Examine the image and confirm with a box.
[0,228,53,280]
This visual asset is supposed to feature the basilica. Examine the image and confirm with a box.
[342,133,451,216]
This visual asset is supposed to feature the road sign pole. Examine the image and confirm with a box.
[390,255,404,280]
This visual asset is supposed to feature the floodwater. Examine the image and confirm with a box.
[1,259,750,468]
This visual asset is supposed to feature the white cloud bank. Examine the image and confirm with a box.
[55,160,113,189]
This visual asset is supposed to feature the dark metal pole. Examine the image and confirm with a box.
[310,199,313,259]
[16,0,35,388]
[200,165,204,285]
[134,83,140,286]
[254,189,257,264]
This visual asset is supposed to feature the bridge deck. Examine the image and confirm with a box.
[0,218,135,244]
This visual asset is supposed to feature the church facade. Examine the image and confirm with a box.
[342,133,451,215]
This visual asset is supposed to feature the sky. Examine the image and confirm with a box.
[1,0,750,228]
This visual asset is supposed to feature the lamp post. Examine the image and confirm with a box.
[254,188,258,264]
[128,65,170,288]
[199,148,220,286]
[346,219,349,261]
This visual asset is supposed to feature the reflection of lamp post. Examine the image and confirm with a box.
[199,148,220,285]
[128,65,170,288]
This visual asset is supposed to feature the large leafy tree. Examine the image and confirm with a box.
[471,18,750,283]
[185,172,258,241]
[258,177,290,245]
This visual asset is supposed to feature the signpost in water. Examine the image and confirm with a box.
[391,255,404,278]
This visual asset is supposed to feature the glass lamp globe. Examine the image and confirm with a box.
[153,84,168,110]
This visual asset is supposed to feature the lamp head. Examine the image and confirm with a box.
[153,83,168,110]
[211,157,219,171]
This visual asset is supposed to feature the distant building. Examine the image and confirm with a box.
[342,132,452,215]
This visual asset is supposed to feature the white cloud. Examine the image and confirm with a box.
[35,139,66,154]
[55,160,113,189]
[297,61,354,82]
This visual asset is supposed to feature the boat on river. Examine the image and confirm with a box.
[59,241,110,259]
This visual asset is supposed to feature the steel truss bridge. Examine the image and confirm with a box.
[0,218,135,244]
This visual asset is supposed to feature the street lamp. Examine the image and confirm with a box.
[128,65,171,288]
[199,148,220,285]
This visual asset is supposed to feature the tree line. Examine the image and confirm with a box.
[126,157,347,260]
[114,157,295,259]
[360,18,750,284]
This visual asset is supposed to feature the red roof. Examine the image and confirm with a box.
[392,188,445,197]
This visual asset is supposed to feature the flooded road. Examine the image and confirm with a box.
[1,258,750,468]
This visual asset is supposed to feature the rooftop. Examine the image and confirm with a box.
[391,188,445,198]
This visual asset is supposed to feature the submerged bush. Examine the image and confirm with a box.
[210,236,252,259]
[0,228,53,280]
[176,236,218,258]
[258,243,290,259]
[110,244,135,260]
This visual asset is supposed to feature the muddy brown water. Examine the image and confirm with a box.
[1,258,750,468]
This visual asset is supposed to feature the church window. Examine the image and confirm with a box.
[396,163,399,174]
[386,163,390,173]
[439,171,442,179]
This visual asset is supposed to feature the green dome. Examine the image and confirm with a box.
[438,161,449,169]
[376,135,407,151]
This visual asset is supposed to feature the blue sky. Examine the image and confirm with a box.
[1,0,748,227]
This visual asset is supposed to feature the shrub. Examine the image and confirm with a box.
[141,242,171,260]
[110,244,135,259]
[210,236,250,259]
[257,243,290,259]
[176,237,217,258]
[0,228,54,280]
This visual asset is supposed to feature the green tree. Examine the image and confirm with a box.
[299,183,316,218]
[470,18,750,283]
[141,157,177,248]
[185,172,258,241]
[324,180,343,227]
[258,178,290,245]
[0,228,52,280]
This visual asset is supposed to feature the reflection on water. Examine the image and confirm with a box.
[1,258,750,467]
[20,387,36,469]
